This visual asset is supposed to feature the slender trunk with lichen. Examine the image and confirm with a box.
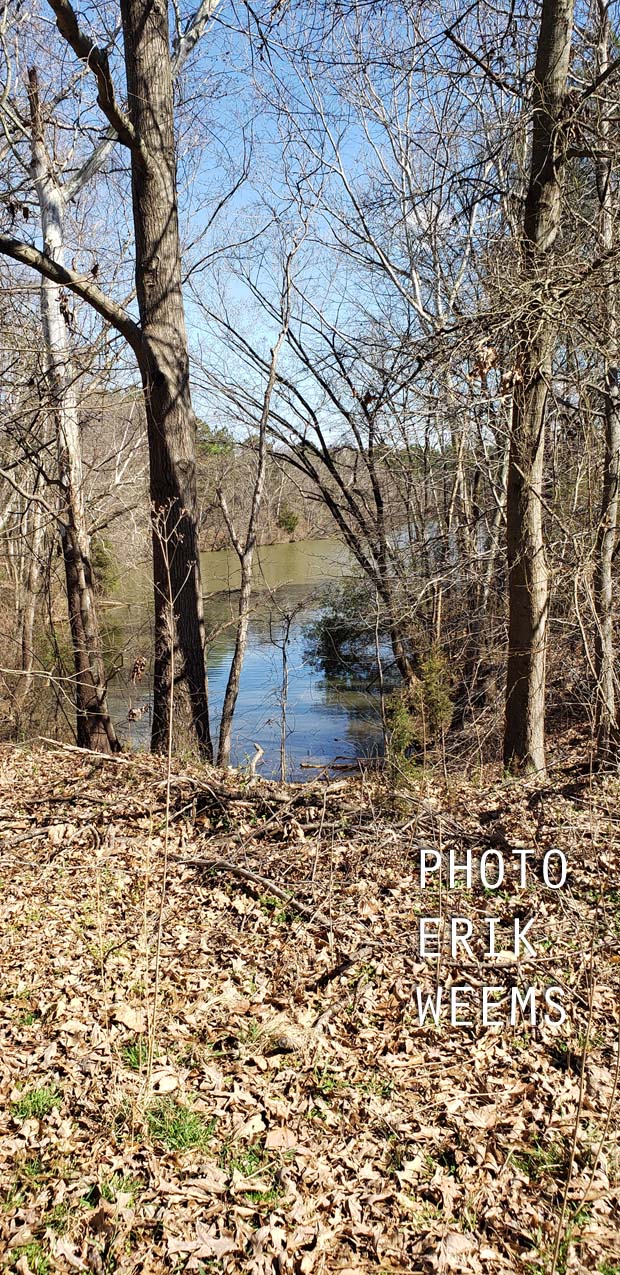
[14,498,44,721]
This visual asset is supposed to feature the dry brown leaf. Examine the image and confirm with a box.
[265,1126,297,1149]
[112,1003,147,1033]
[53,1238,88,1270]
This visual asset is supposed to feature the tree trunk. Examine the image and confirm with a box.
[279,612,292,782]
[389,619,417,686]
[120,0,212,757]
[28,67,120,754]
[14,498,44,720]
[593,4,620,766]
[503,0,574,774]
[217,562,253,768]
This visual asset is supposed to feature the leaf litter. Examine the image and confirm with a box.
[0,741,619,1274]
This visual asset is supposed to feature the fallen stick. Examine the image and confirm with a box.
[40,737,133,763]
[168,852,368,944]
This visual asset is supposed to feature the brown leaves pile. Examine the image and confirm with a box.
[0,743,619,1274]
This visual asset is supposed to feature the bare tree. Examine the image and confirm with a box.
[27,67,119,752]
[215,244,295,767]
[211,4,524,700]
[1,0,220,755]
[592,0,620,765]
[503,0,574,774]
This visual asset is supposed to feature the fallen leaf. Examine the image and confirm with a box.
[265,1126,296,1149]
[53,1238,87,1270]
[112,1004,147,1033]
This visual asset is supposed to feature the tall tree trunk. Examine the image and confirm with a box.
[503,0,574,774]
[454,433,510,725]
[593,3,620,766]
[120,0,212,758]
[28,67,119,754]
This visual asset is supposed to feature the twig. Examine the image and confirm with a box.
[169,851,367,943]
[306,943,374,992]
[39,737,133,763]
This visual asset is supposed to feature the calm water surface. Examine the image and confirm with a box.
[106,539,383,778]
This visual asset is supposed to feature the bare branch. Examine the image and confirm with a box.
[443,27,523,98]
[171,0,220,78]
[45,0,144,160]
[579,50,620,103]
[0,234,143,356]
[215,485,243,558]
[64,131,116,202]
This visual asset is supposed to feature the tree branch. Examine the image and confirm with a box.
[0,466,58,519]
[45,0,143,159]
[443,28,523,98]
[579,50,620,103]
[215,485,243,558]
[64,131,116,202]
[0,234,143,357]
[171,0,220,77]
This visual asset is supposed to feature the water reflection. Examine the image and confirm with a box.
[105,539,383,778]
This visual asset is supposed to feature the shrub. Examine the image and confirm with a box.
[90,535,119,594]
[415,645,453,744]
[197,421,233,456]
[386,646,453,774]
[277,504,299,536]
[304,580,392,685]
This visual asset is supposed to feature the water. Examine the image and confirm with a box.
[105,539,383,777]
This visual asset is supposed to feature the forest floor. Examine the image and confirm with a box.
[1,740,619,1275]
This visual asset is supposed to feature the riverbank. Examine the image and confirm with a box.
[1,742,619,1273]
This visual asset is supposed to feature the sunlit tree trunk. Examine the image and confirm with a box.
[28,67,119,753]
[503,0,574,774]
[593,3,620,766]
[13,499,44,721]
[120,0,212,757]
